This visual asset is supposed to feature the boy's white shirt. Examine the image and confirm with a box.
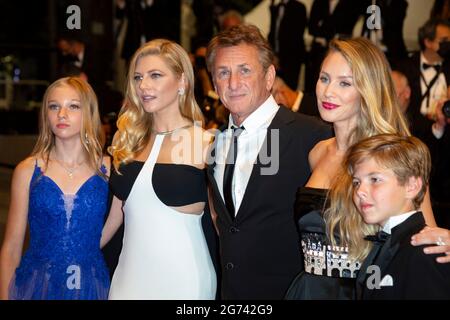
[381,210,418,234]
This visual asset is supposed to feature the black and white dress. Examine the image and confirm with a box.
[108,134,216,299]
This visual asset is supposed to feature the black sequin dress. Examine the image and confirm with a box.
[285,187,360,300]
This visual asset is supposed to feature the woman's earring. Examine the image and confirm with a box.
[178,87,185,96]
[85,133,90,144]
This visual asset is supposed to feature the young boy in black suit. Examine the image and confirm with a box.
[347,134,450,299]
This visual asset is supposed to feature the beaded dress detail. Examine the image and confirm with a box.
[285,187,360,300]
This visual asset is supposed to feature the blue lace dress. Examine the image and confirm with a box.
[8,162,110,300]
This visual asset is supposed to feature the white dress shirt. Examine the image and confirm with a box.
[419,53,447,120]
[214,96,280,216]
[382,210,418,234]
[75,50,84,68]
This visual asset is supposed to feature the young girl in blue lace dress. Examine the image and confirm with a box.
[0,77,110,300]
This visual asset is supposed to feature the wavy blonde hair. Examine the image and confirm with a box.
[32,77,104,176]
[323,38,411,261]
[109,39,204,171]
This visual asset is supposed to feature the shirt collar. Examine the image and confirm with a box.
[227,95,280,133]
[382,210,418,234]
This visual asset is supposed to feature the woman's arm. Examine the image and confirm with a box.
[420,187,437,227]
[207,185,219,235]
[203,130,218,235]
[100,195,123,249]
[0,159,34,299]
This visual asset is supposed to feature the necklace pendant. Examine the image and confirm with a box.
[68,172,73,179]
[152,124,193,135]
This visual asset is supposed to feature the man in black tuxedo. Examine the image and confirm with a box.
[56,35,109,91]
[268,0,307,90]
[361,0,409,66]
[398,19,450,129]
[116,0,180,63]
[57,36,87,77]
[305,0,366,92]
[205,24,331,299]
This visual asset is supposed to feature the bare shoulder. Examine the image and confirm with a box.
[15,156,37,174]
[12,156,37,186]
[309,138,334,170]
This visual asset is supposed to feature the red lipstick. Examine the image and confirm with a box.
[322,102,339,110]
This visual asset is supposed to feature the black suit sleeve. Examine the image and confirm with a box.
[401,247,450,299]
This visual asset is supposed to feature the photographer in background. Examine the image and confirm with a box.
[399,19,450,126]
[392,69,450,228]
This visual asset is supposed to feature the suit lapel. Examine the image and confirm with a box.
[208,107,296,222]
[234,107,294,220]
[410,53,421,92]
[359,212,426,299]
[356,241,378,299]
[365,237,399,299]
[356,235,400,299]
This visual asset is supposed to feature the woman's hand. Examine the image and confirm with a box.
[411,226,450,263]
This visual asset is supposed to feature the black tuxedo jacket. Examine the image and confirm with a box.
[118,0,180,61]
[308,0,365,41]
[397,53,449,182]
[361,0,408,62]
[268,0,307,89]
[207,106,331,299]
[356,212,450,299]
[399,52,450,122]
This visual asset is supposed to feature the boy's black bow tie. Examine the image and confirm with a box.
[365,230,390,243]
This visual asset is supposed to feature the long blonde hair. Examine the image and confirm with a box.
[109,39,204,172]
[32,77,104,175]
[324,38,411,261]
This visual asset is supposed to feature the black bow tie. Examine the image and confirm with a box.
[365,230,390,243]
[422,63,441,72]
